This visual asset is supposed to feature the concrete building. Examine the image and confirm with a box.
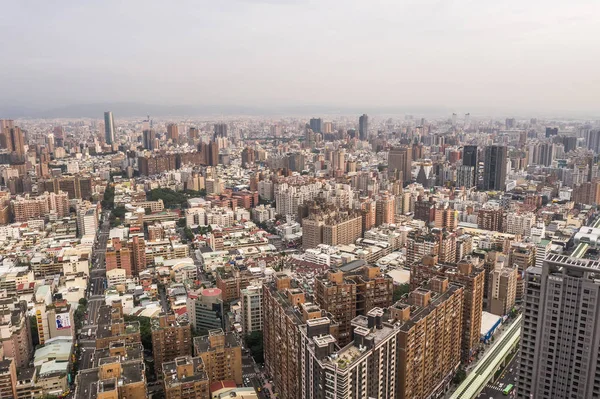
[187,288,224,333]
[0,297,32,368]
[518,254,600,399]
[240,286,263,334]
[434,203,458,231]
[482,145,507,191]
[193,329,242,385]
[477,207,504,232]
[488,261,518,316]
[506,212,535,237]
[104,111,115,145]
[263,274,337,399]
[0,358,16,399]
[299,309,398,399]
[406,229,439,266]
[375,193,395,226]
[411,255,485,362]
[388,146,412,184]
[163,356,210,399]
[302,208,362,250]
[152,313,192,378]
[394,279,464,399]
[75,341,147,399]
[95,301,141,350]
[314,265,393,346]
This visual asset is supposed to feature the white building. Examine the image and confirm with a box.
[252,205,276,223]
[505,212,535,237]
[240,285,263,334]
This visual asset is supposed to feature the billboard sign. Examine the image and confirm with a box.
[55,312,71,330]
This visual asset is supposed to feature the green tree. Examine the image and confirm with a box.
[79,298,88,308]
[184,227,195,241]
[453,368,467,384]
[177,218,187,228]
[147,188,188,208]
[29,315,39,347]
[245,331,264,364]
[124,315,153,351]
[101,185,115,210]
[393,283,410,302]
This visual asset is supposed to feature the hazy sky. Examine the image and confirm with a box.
[1,0,599,115]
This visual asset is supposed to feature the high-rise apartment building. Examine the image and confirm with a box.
[299,309,398,399]
[394,278,464,399]
[302,208,363,250]
[314,266,393,346]
[406,229,439,266]
[463,145,478,168]
[105,237,147,277]
[477,206,504,232]
[434,203,458,230]
[241,147,255,167]
[411,255,485,362]
[142,129,156,150]
[518,254,600,399]
[163,356,210,399]
[104,111,115,145]
[193,329,242,385]
[457,165,476,188]
[388,146,412,184]
[506,212,535,236]
[309,118,323,134]
[240,285,263,334]
[75,341,147,399]
[213,123,228,139]
[167,123,179,142]
[263,273,337,399]
[358,114,369,141]
[0,358,16,399]
[0,298,32,368]
[488,260,518,316]
[152,313,192,378]
[482,145,508,191]
[375,192,395,226]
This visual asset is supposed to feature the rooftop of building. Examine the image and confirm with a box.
[194,329,239,353]
[393,283,463,332]
[94,342,144,367]
[96,304,139,339]
[76,359,145,399]
[163,356,208,388]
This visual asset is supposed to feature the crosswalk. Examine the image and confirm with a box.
[485,383,503,392]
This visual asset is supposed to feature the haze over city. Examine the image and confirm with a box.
[1,0,599,117]
[2,2,600,399]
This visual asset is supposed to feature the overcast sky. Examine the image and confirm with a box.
[0,0,598,116]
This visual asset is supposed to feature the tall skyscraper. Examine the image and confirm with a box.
[518,254,600,399]
[462,145,478,168]
[167,123,179,142]
[104,111,115,145]
[482,145,507,191]
[142,129,156,150]
[359,114,369,141]
[8,126,25,157]
[388,146,412,184]
[309,118,323,134]
[214,123,228,139]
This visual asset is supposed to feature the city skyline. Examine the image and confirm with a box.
[1,1,599,117]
